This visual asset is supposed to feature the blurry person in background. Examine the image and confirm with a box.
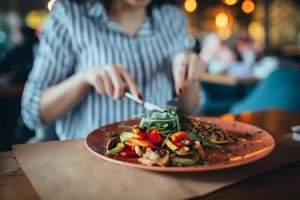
[21,0,206,140]
[200,32,236,74]
[234,34,257,68]
[0,26,39,84]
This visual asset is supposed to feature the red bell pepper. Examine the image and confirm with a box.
[170,131,189,143]
[119,150,138,157]
[148,130,164,146]
[124,140,135,148]
[129,138,154,148]
[174,141,184,148]
[124,143,134,151]
[170,131,190,148]
[136,131,148,140]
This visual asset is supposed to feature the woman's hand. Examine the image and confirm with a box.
[39,64,140,124]
[84,65,141,99]
[172,51,206,114]
[172,51,206,95]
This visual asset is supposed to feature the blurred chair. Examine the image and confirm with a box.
[200,83,240,116]
[200,82,256,116]
[229,67,300,114]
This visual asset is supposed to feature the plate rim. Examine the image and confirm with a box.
[85,117,275,172]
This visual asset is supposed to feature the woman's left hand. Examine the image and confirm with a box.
[172,51,206,95]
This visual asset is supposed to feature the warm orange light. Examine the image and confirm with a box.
[229,146,273,161]
[242,0,255,14]
[184,0,197,13]
[240,112,253,122]
[218,27,232,40]
[248,22,264,40]
[215,12,229,28]
[220,114,235,121]
[248,21,265,49]
[25,10,49,30]
[224,0,238,6]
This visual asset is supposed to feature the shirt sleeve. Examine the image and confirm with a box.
[21,1,76,129]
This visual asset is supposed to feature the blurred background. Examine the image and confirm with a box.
[0,0,300,151]
[1,0,299,61]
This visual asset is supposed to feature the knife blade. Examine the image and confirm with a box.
[124,92,164,112]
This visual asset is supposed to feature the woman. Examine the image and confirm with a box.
[21,0,205,140]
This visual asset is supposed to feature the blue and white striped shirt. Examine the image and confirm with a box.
[21,0,192,140]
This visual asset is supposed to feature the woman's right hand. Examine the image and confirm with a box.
[83,65,141,100]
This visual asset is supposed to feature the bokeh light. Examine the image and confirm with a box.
[248,21,265,50]
[218,27,232,40]
[184,0,197,13]
[223,0,238,6]
[25,10,49,30]
[215,12,229,28]
[242,0,255,14]
[248,22,264,38]
[220,114,235,121]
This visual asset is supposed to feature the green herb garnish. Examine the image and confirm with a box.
[139,108,180,134]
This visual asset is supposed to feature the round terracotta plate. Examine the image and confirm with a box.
[85,117,275,172]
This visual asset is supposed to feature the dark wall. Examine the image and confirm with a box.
[17,0,47,16]
[0,0,46,17]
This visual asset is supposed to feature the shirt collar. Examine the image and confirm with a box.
[85,1,160,37]
[86,1,108,21]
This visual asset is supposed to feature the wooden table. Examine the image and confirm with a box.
[281,44,300,56]
[1,109,300,199]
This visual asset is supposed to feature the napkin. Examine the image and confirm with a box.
[13,135,300,200]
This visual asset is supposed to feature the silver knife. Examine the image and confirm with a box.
[124,92,164,112]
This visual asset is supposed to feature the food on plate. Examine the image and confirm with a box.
[105,108,237,167]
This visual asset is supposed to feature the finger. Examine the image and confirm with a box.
[93,73,105,94]
[107,65,126,99]
[100,69,114,97]
[188,54,206,83]
[86,68,105,94]
[178,64,188,93]
[173,53,188,94]
[119,65,141,99]
[186,54,201,85]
